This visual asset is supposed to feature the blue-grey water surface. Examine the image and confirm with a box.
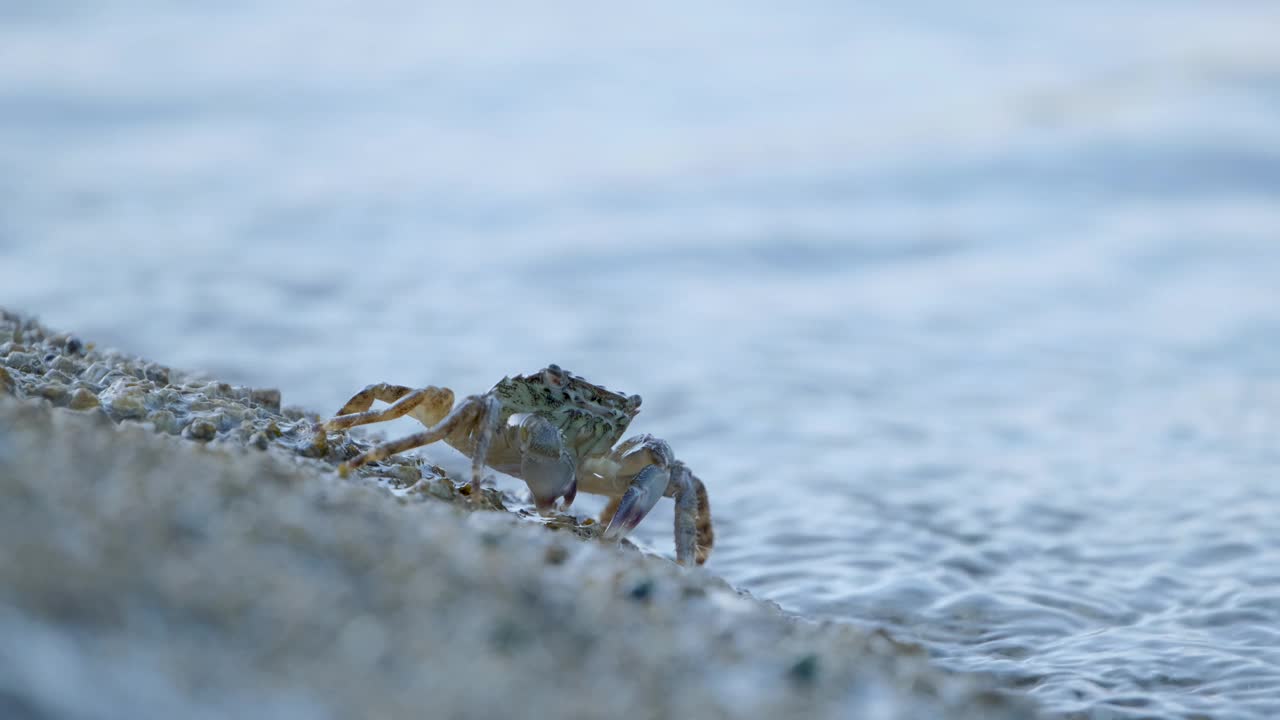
[3,2,1280,717]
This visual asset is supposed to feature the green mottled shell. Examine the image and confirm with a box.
[490,365,641,459]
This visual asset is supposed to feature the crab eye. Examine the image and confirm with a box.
[543,365,567,387]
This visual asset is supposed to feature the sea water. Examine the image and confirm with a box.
[3,2,1279,716]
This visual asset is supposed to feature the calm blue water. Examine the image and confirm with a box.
[4,2,1280,717]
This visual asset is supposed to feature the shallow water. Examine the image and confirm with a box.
[4,2,1280,717]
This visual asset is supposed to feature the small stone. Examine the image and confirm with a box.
[97,370,132,390]
[787,654,820,687]
[50,356,81,376]
[229,406,255,425]
[100,379,147,420]
[249,431,270,450]
[184,419,217,442]
[544,544,569,565]
[250,387,282,412]
[209,411,235,432]
[143,363,170,385]
[481,487,507,510]
[81,362,113,387]
[299,430,329,458]
[390,464,421,485]
[542,543,568,566]
[426,478,455,501]
[154,387,181,405]
[37,383,70,406]
[5,351,41,373]
[146,409,181,435]
[43,369,74,385]
[66,336,83,354]
[0,366,12,394]
[67,388,100,411]
[628,579,655,602]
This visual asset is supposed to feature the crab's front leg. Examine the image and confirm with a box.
[600,434,671,538]
[595,434,711,566]
[596,435,714,566]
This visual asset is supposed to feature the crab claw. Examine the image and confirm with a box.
[603,465,669,540]
[521,449,576,513]
[518,414,577,513]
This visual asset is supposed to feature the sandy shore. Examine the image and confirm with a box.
[0,308,1038,719]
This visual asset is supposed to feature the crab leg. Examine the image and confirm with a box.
[342,394,502,503]
[603,465,669,539]
[601,434,672,539]
[465,394,504,497]
[666,462,713,566]
[325,385,440,431]
[334,383,417,415]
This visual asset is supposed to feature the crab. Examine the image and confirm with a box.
[322,365,714,566]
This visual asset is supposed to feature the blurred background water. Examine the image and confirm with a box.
[3,1,1280,717]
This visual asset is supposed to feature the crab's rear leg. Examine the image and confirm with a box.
[325,384,455,432]
[338,394,502,504]
[335,383,416,415]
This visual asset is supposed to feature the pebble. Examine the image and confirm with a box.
[50,356,81,375]
[389,464,421,485]
[425,478,456,501]
[5,351,41,373]
[251,387,282,412]
[788,654,820,687]
[144,362,171,385]
[184,419,218,442]
[628,579,655,602]
[37,383,69,406]
[100,379,148,420]
[147,409,182,435]
[67,388,100,411]
[81,361,113,387]
[43,369,75,385]
[544,544,569,565]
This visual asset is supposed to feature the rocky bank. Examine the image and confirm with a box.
[0,308,1039,719]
